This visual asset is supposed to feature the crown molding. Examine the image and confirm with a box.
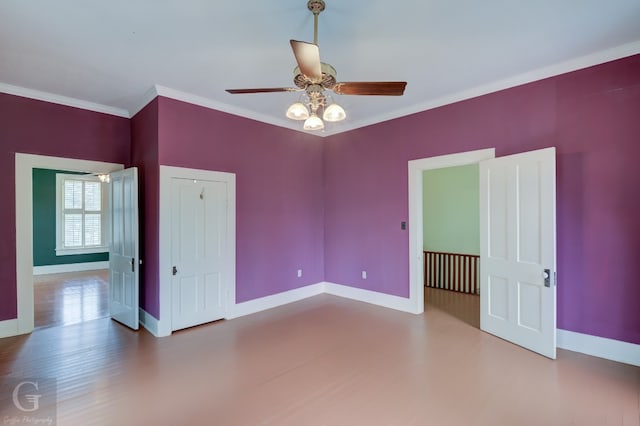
[2,40,639,132]
[343,40,640,135]
[0,82,130,118]
[152,85,325,137]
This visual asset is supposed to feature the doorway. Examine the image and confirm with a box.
[409,147,558,358]
[421,163,481,328]
[408,148,495,314]
[15,153,123,335]
[31,166,112,329]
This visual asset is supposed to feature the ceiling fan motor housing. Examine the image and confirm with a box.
[293,62,337,89]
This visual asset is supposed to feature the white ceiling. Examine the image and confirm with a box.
[1,0,640,137]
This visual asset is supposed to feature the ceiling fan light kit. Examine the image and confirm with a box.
[323,103,346,122]
[226,0,407,131]
[286,102,310,120]
[303,114,325,131]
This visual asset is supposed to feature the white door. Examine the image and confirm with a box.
[109,167,140,330]
[171,177,228,331]
[479,147,556,358]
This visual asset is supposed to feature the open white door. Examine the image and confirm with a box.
[109,167,139,330]
[479,147,556,358]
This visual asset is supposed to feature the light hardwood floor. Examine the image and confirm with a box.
[1,288,638,425]
[33,270,109,329]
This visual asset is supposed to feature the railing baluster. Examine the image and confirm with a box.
[423,251,479,294]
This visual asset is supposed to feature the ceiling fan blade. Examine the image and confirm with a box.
[290,40,322,82]
[226,87,299,94]
[333,82,407,96]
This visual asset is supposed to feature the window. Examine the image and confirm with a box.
[56,173,109,255]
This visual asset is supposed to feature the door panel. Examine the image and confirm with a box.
[171,178,227,331]
[480,148,556,358]
[109,167,139,330]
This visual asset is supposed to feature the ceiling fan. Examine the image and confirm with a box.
[225,0,407,131]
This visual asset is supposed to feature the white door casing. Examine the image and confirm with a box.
[109,167,140,330]
[479,147,557,358]
[11,153,122,338]
[407,148,496,315]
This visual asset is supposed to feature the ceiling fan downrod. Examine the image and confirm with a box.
[307,0,325,45]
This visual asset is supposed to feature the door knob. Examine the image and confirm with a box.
[172,266,178,276]
[543,269,550,287]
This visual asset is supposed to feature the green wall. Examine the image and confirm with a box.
[33,168,109,266]
[422,164,479,255]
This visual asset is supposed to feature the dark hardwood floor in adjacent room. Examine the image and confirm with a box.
[33,269,109,329]
[1,289,638,425]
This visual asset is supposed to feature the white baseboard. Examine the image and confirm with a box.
[7,274,637,368]
[33,261,109,275]
[323,282,415,313]
[226,283,325,319]
[139,308,167,337]
[0,319,20,339]
[557,329,640,367]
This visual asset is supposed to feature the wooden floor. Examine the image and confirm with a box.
[34,270,109,329]
[1,288,638,425]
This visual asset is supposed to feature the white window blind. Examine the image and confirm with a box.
[56,173,108,255]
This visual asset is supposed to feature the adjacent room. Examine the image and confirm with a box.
[32,167,111,329]
[1,1,639,424]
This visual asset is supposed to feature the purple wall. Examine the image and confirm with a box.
[324,55,640,345]
[157,97,325,303]
[131,99,160,317]
[2,54,638,347]
[0,93,130,321]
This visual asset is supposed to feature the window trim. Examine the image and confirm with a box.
[55,173,109,256]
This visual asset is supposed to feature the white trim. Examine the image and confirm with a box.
[323,282,416,313]
[0,82,129,118]
[138,44,640,138]
[139,308,165,337]
[225,281,640,367]
[129,85,161,118]
[153,85,311,136]
[159,165,236,336]
[33,262,109,276]
[0,319,21,339]
[15,153,124,337]
[55,247,109,256]
[226,283,325,319]
[557,329,640,367]
[4,41,639,136]
[341,41,640,135]
[408,149,496,315]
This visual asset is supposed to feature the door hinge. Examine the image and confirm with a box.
[131,257,135,273]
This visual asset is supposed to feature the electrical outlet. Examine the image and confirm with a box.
[362,270,367,279]
[297,269,303,278]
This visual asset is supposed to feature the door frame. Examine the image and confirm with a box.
[158,165,236,337]
[407,148,495,314]
[14,153,123,335]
